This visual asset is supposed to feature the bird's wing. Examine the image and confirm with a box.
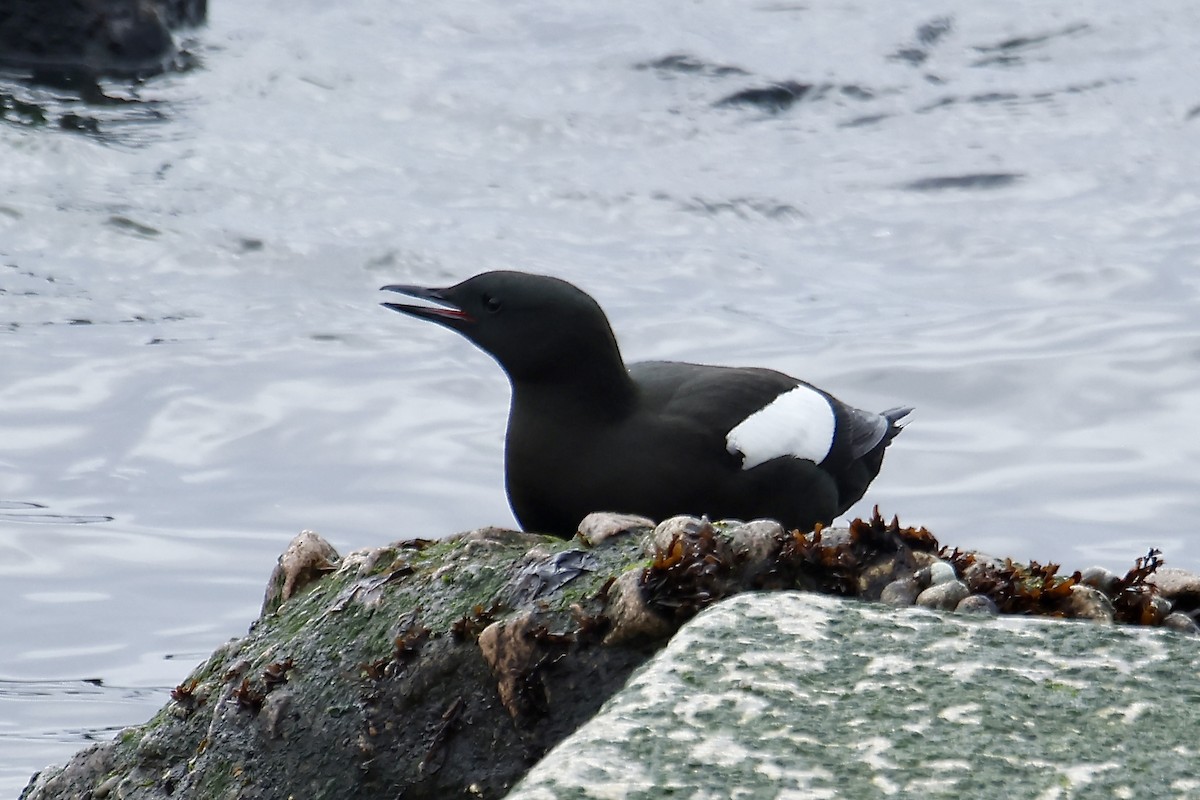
[629,361,802,442]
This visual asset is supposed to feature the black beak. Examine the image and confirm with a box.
[380,284,475,325]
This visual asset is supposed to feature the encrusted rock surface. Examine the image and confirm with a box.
[509,593,1200,799]
[20,512,1200,799]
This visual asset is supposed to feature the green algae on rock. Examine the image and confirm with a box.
[21,524,665,800]
[20,512,1200,799]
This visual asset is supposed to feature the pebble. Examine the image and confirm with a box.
[960,556,1007,590]
[650,515,705,554]
[914,560,957,590]
[1147,594,1174,624]
[263,530,341,615]
[1162,612,1200,636]
[879,577,920,607]
[92,775,120,799]
[908,550,942,571]
[602,570,674,646]
[577,512,655,546]
[928,561,957,586]
[955,595,999,615]
[1080,566,1120,596]
[1066,585,1115,623]
[857,555,915,600]
[725,519,785,579]
[915,580,969,611]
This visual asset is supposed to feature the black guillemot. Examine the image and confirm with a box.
[381,271,910,538]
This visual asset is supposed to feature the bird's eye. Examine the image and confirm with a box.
[482,293,502,313]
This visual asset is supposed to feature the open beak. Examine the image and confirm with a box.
[380,284,475,325]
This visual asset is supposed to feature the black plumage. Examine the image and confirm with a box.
[382,271,909,538]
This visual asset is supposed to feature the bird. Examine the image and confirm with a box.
[381,271,910,538]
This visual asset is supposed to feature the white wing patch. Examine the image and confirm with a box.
[725,385,836,470]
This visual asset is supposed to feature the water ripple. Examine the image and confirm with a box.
[0,501,113,525]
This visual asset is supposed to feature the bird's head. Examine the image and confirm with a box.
[381,270,622,382]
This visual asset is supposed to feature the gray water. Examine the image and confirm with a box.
[2,0,1199,792]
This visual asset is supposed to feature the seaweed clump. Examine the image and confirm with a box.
[642,518,732,621]
[772,507,939,598]
[944,547,1171,624]
[1111,549,1166,625]
[945,552,1082,617]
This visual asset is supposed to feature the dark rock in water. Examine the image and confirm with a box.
[712,81,877,114]
[0,0,206,79]
[635,53,749,78]
[714,81,815,113]
[899,172,1024,192]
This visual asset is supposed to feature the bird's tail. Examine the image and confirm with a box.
[880,406,913,443]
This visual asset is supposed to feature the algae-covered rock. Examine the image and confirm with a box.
[21,514,1199,800]
[21,526,664,800]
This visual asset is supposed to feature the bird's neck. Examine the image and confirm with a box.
[509,348,637,424]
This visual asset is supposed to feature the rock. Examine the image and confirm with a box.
[23,513,1192,800]
[0,0,206,78]
[261,530,341,616]
[602,569,674,646]
[810,525,854,550]
[909,550,942,571]
[724,519,785,581]
[856,551,919,600]
[914,560,956,590]
[1148,567,1200,609]
[1067,585,1115,623]
[1081,566,1120,596]
[457,526,539,548]
[650,515,722,556]
[509,592,1200,798]
[1147,594,1175,624]
[928,560,957,586]
[507,549,600,605]
[478,612,551,719]
[19,741,116,800]
[879,577,920,607]
[915,580,969,611]
[959,554,1008,591]
[955,594,999,615]
[1162,612,1200,636]
[576,512,655,545]
[24,528,681,800]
